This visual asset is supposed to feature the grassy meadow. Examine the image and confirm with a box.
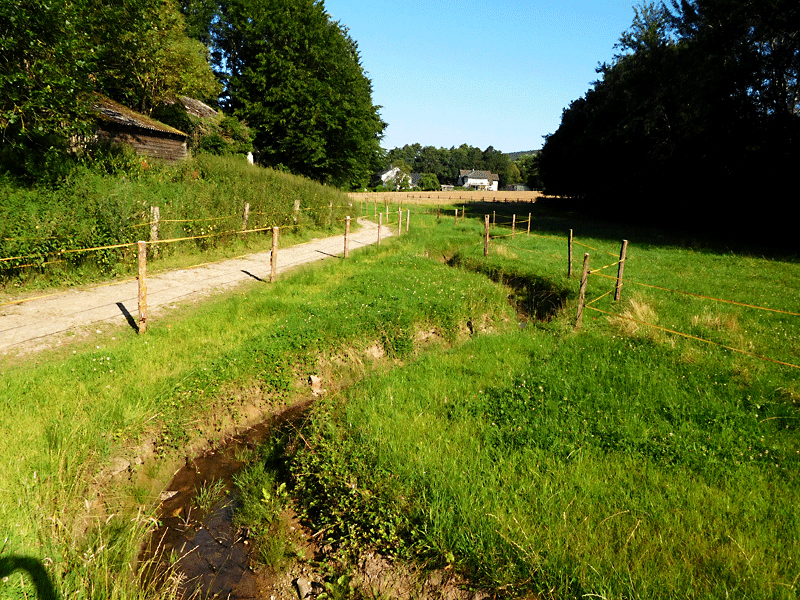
[1,201,798,599]
[0,154,353,295]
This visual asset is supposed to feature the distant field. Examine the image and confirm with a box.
[349,190,544,205]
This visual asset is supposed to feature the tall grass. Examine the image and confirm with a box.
[0,155,352,290]
[286,212,800,599]
[1,209,797,599]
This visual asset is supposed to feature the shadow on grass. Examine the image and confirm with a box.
[457,199,797,260]
[0,556,58,600]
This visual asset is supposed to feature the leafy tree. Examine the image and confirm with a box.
[187,0,386,189]
[539,0,798,240]
[417,173,440,191]
[1,0,95,148]
[1,0,219,181]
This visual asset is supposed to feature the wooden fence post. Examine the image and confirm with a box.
[328,202,333,227]
[527,212,531,236]
[406,209,410,232]
[454,208,458,227]
[512,214,516,238]
[270,227,279,283]
[344,216,350,258]
[614,239,629,301]
[492,210,496,228]
[484,215,490,256]
[568,229,574,278]
[242,202,250,238]
[378,213,382,246]
[150,206,160,258]
[137,241,147,334]
[293,199,300,223]
[575,253,590,330]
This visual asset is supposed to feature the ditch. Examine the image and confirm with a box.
[138,259,570,599]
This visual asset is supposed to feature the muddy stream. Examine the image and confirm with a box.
[138,271,565,599]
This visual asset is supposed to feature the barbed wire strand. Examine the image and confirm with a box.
[589,271,800,316]
[585,305,800,370]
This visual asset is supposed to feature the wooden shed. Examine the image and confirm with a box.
[93,96,189,163]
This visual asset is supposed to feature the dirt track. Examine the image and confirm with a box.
[0,218,389,356]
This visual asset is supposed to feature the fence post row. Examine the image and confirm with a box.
[575,253,591,330]
[137,240,147,334]
[614,239,629,301]
[270,226,279,283]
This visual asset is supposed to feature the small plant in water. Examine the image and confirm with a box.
[195,479,226,516]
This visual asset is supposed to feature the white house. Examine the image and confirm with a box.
[379,166,411,189]
[457,169,499,191]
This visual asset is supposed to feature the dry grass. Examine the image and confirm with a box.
[691,309,740,332]
[607,298,663,341]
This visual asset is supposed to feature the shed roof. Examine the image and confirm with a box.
[93,96,188,138]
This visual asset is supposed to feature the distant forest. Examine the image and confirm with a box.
[381,144,540,190]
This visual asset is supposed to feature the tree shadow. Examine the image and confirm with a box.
[0,556,58,600]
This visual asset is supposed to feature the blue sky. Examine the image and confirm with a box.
[322,0,639,153]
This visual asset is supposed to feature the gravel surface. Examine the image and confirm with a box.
[0,218,390,355]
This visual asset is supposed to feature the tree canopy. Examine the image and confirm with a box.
[181,0,386,189]
[538,0,799,237]
[1,0,220,181]
[384,143,525,189]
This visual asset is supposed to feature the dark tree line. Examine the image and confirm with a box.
[539,0,799,238]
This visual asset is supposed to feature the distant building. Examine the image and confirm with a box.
[457,169,499,191]
[93,96,189,163]
[377,166,410,189]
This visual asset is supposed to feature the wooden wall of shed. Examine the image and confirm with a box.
[97,124,188,163]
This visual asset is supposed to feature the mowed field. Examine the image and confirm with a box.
[349,190,544,205]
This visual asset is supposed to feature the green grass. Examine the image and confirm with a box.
[284,211,800,598]
[0,208,797,599]
[0,154,354,293]
[0,215,511,599]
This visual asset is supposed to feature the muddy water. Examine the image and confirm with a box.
[141,400,313,599]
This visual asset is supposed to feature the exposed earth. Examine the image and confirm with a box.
[3,219,491,598]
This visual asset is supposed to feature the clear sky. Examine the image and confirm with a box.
[322,0,639,154]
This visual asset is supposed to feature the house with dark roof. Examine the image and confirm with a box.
[457,169,499,191]
[93,96,189,163]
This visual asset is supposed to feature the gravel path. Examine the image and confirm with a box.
[0,218,390,355]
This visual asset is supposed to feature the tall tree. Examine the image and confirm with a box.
[189,0,386,188]
[1,0,219,181]
[539,0,798,238]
